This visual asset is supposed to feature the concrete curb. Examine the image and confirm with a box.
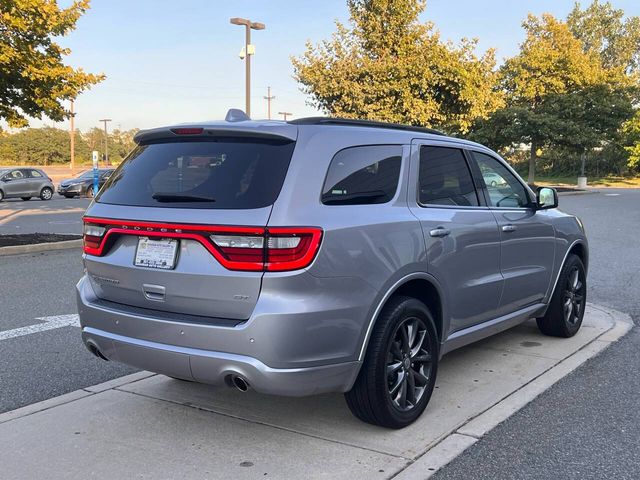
[394,304,633,479]
[0,239,82,256]
[557,189,599,196]
[0,371,154,425]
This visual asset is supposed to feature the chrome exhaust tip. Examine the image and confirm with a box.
[87,343,109,361]
[231,375,249,392]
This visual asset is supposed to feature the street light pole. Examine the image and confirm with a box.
[230,17,265,118]
[99,118,112,165]
[278,111,293,121]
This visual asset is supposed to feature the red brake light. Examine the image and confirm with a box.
[171,128,204,135]
[82,218,322,272]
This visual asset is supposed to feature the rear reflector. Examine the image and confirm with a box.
[82,217,322,272]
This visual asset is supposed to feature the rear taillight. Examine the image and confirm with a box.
[265,228,323,271]
[83,223,106,254]
[82,217,322,272]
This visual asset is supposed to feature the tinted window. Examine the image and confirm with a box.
[419,146,478,206]
[97,139,295,209]
[29,170,43,178]
[321,146,401,205]
[472,152,530,208]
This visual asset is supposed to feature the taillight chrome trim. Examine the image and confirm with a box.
[82,217,323,272]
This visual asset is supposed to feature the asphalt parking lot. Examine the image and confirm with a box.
[0,196,90,235]
[0,188,638,478]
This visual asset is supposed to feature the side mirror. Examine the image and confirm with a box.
[536,187,558,210]
[2,176,12,182]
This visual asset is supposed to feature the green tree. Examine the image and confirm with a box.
[568,0,640,74]
[292,0,503,134]
[472,13,636,183]
[81,127,137,163]
[622,111,640,172]
[0,0,104,128]
[0,126,89,165]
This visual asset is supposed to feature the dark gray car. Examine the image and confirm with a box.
[77,114,588,428]
[0,168,54,201]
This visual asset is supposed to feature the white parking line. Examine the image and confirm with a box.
[0,314,79,341]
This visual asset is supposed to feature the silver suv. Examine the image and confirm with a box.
[78,114,588,428]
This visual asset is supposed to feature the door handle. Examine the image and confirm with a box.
[429,227,451,238]
[501,224,517,233]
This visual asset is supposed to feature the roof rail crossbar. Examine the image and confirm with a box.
[289,117,444,136]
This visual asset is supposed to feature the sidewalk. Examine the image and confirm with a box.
[0,304,631,480]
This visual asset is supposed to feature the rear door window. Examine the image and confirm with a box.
[29,170,43,178]
[418,146,479,207]
[321,145,402,205]
[97,138,295,209]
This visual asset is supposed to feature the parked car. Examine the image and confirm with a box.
[58,169,114,198]
[0,168,54,202]
[78,113,588,428]
[482,171,508,187]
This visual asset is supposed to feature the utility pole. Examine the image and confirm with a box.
[263,86,275,120]
[99,118,112,166]
[278,111,293,121]
[230,17,265,117]
[69,100,75,171]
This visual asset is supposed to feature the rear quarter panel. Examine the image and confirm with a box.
[268,128,428,361]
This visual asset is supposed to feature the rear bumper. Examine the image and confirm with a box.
[77,274,374,396]
[82,326,360,396]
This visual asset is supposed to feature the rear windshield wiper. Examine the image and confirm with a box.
[152,193,216,203]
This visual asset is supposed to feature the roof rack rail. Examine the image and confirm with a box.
[288,117,445,136]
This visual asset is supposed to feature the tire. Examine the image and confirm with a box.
[537,254,587,338]
[85,187,94,198]
[0,190,4,202]
[40,187,53,201]
[21,197,31,201]
[345,295,439,428]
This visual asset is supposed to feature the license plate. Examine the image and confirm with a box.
[134,237,179,270]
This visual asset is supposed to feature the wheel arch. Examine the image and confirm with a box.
[357,272,446,362]
[568,241,588,272]
[545,239,588,306]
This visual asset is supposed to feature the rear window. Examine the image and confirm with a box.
[97,138,295,209]
[321,145,402,205]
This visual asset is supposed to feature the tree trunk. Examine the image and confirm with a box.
[528,141,537,185]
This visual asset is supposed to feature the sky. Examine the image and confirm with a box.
[25,0,640,132]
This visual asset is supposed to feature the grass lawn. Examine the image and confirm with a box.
[533,175,640,188]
